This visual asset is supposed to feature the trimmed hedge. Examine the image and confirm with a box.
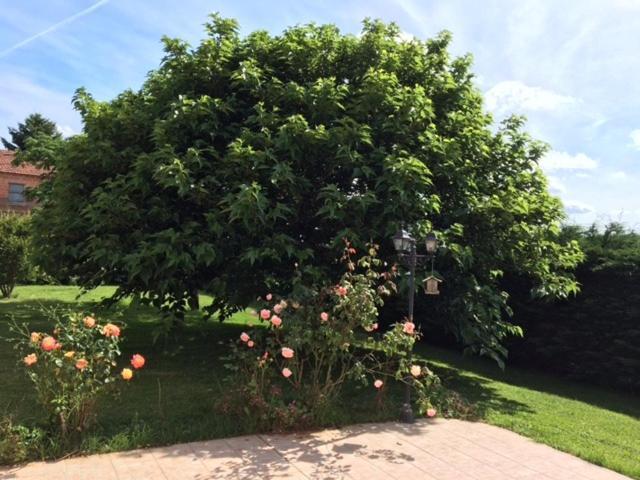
[509,224,640,392]
[412,223,640,392]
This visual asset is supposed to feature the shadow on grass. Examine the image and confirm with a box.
[417,342,640,420]
[431,363,534,419]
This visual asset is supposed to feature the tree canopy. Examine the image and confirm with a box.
[30,15,582,361]
[2,113,61,151]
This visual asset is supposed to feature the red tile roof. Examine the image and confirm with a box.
[0,150,46,176]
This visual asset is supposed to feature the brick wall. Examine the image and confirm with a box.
[0,150,45,213]
[0,171,42,213]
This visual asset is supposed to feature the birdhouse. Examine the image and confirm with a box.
[423,275,442,295]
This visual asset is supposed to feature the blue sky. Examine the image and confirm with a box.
[1,0,639,227]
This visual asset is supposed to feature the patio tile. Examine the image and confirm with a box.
[0,420,633,480]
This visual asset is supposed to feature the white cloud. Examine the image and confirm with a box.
[396,31,418,42]
[485,80,579,115]
[609,171,630,181]
[575,172,593,179]
[546,175,566,194]
[564,201,595,215]
[539,150,597,171]
[57,125,77,138]
[630,129,640,150]
[611,0,640,9]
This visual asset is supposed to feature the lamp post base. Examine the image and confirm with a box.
[400,403,414,423]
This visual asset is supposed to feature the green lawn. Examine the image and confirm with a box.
[1,286,639,478]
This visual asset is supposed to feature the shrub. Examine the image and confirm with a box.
[219,243,441,430]
[0,213,30,298]
[9,310,146,436]
[0,416,45,465]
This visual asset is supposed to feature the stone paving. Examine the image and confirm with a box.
[0,419,632,480]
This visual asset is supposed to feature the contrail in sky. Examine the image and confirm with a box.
[0,0,110,58]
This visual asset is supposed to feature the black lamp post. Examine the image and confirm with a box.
[392,228,439,423]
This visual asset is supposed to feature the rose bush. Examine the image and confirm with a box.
[9,310,145,436]
[220,243,443,429]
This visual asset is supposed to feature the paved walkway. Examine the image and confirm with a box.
[0,419,631,480]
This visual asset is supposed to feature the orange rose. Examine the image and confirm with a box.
[23,354,37,366]
[75,358,89,370]
[41,336,57,352]
[64,351,76,359]
[83,316,96,328]
[130,354,145,369]
[102,323,121,338]
[121,368,133,381]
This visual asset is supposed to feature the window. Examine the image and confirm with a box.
[8,183,26,204]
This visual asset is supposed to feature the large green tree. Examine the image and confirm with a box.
[30,16,582,360]
[2,113,61,151]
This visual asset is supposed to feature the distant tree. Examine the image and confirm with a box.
[2,113,61,151]
[0,214,30,298]
[28,16,583,361]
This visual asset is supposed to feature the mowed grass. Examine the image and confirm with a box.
[0,286,396,454]
[1,286,639,478]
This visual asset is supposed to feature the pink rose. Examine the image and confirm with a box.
[240,332,250,343]
[426,408,437,418]
[281,347,294,359]
[372,322,378,330]
[270,315,282,327]
[403,321,415,335]
[335,286,348,297]
[247,340,255,348]
[273,304,283,314]
[266,293,273,301]
[374,379,384,389]
[260,309,271,320]
[282,368,293,378]
[41,336,57,352]
[320,312,329,322]
[410,365,421,377]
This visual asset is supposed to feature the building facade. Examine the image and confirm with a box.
[0,150,46,213]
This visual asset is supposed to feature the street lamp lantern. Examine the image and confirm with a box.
[425,232,438,254]
[393,229,415,253]
[391,228,441,424]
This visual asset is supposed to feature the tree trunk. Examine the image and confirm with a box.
[0,283,13,298]
[188,288,200,310]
